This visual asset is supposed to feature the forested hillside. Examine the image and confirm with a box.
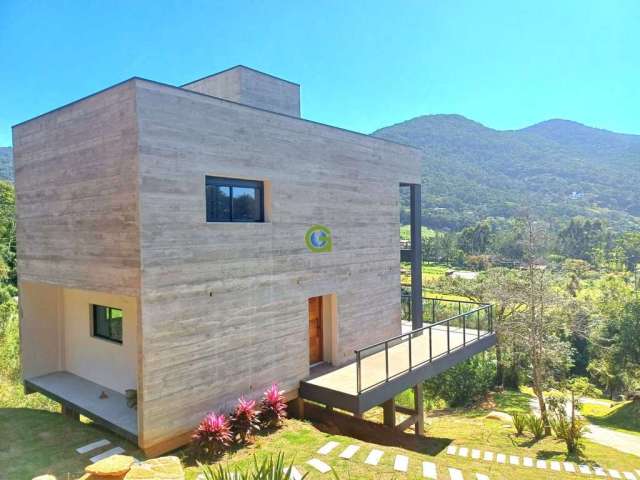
[0,148,13,182]
[374,115,640,232]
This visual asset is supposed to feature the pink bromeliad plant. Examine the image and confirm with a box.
[260,384,287,428]
[230,396,261,443]
[192,412,233,459]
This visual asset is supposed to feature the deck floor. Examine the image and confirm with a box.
[305,326,488,395]
[26,371,137,440]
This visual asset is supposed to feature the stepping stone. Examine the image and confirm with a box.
[623,472,637,480]
[496,453,506,464]
[564,462,576,473]
[423,461,437,479]
[523,457,533,467]
[76,439,110,454]
[593,467,607,476]
[579,465,592,475]
[471,449,481,459]
[610,471,622,479]
[339,445,360,459]
[447,445,458,455]
[284,467,303,480]
[476,475,489,480]
[536,460,547,469]
[448,468,464,480]
[364,449,384,466]
[318,441,340,455]
[483,452,494,462]
[551,461,562,471]
[394,455,409,472]
[307,459,331,474]
[509,456,519,465]
[89,446,126,463]
[458,447,469,458]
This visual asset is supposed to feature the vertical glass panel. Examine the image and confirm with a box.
[207,185,231,221]
[109,308,123,343]
[94,305,109,338]
[232,187,258,221]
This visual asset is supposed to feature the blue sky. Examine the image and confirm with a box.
[1,1,638,146]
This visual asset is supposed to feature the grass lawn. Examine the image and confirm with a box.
[581,401,640,436]
[0,378,143,479]
[2,381,639,479]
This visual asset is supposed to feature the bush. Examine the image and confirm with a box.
[200,452,309,480]
[260,384,287,428]
[230,396,260,444]
[423,354,496,407]
[551,415,588,456]
[526,414,546,440]
[0,299,19,381]
[512,412,527,436]
[192,412,233,460]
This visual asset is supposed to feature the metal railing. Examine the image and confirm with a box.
[401,292,487,324]
[355,297,493,394]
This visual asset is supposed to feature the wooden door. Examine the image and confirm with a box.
[308,296,323,364]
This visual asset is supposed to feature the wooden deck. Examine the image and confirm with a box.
[300,326,496,413]
[25,371,138,443]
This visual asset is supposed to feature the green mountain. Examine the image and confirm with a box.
[0,147,13,182]
[373,115,640,232]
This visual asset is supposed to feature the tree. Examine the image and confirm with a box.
[507,216,573,435]
[557,217,607,263]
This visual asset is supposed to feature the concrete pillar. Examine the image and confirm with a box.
[61,404,79,421]
[414,383,425,435]
[383,398,396,427]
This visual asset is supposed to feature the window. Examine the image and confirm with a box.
[92,305,123,344]
[206,176,264,222]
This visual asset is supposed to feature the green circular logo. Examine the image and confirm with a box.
[305,225,332,253]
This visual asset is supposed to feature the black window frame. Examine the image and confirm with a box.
[92,304,123,344]
[205,176,265,223]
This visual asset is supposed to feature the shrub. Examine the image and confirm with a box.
[512,412,527,436]
[230,396,261,443]
[526,414,546,440]
[199,452,309,480]
[423,355,496,407]
[260,384,287,428]
[192,412,233,460]
[551,415,589,456]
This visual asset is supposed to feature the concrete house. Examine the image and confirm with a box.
[13,66,495,455]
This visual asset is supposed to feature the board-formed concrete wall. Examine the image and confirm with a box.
[182,66,301,117]
[12,81,141,297]
[133,79,421,448]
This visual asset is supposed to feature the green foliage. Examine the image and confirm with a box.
[423,354,496,407]
[525,414,546,440]
[199,453,309,480]
[550,414,589,456]
[512,412,527,435]
[0,299,19,381]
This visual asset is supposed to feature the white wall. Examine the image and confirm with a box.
[63,288,138,394]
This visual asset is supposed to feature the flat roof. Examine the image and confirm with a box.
[12,73,421,153]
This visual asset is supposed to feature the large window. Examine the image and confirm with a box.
[92,305,123,344]
[206,176,264,222]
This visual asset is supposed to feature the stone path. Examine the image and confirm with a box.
[447,444,640,478]
[89,446,125,463]
[307,458,331,473]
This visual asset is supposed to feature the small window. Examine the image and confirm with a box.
[206,176,264,222]
[92,305,123,344]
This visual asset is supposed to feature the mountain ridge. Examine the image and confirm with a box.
[373,115,640,232]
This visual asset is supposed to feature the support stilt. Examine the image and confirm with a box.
[383,398,396,427]
[414,383,424,435]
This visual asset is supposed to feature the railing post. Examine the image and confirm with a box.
[447,319,450,353]
[408,333,413,371]
[490,305,494,332]
[429,326,433,362]
[385,342,389,382]
[431,300,435,324]
[462,312,466,346]
[356,350,361,394]
[477,309,481,339]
